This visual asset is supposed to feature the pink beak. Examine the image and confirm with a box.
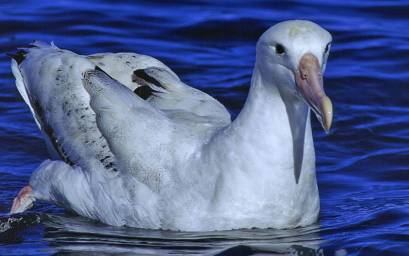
[295,53,333,132]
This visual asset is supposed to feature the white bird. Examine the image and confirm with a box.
[9,20,333,231]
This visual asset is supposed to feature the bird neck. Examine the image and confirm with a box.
[221,65,316,184]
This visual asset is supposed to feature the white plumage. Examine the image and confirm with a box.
[10,20,333,231]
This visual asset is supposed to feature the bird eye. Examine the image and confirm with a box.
[275,43,285,55]
[324,42,331,53]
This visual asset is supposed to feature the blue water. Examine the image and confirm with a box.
[0,0,408,255]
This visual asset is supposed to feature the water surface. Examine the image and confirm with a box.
[0,0,408,255]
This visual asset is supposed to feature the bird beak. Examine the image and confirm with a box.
[295,53,333,132]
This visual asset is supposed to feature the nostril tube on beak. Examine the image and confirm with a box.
[295,53,333,132]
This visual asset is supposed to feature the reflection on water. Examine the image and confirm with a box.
[0,0,408,255]
[2,213,324,255]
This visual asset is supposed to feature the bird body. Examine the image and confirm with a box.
[10,20,333,231]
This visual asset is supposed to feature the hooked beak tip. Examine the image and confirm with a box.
[320,95,333,132]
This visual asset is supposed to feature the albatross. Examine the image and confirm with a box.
[9,20,333,231]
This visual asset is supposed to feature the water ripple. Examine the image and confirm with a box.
[0,0,408,255]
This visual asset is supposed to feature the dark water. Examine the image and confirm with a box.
[0,0,408,255]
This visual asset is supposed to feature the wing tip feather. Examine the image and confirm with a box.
[7,41,59,65]
[7,50,27,65]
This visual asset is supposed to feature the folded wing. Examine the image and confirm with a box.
[11,42,231,184]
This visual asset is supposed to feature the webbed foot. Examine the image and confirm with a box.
[10,186,35,214]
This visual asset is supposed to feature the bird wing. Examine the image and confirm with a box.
[11,42,230,180]
[86,52,231,131]
[10,42,119,173]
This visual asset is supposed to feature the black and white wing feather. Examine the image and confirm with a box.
[10,42,119,173]
[10,42,231,176]
[86,52,231,131]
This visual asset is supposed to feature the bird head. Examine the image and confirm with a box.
[256,20,333,132]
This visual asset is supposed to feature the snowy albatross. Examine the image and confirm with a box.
[9,20,333,231]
